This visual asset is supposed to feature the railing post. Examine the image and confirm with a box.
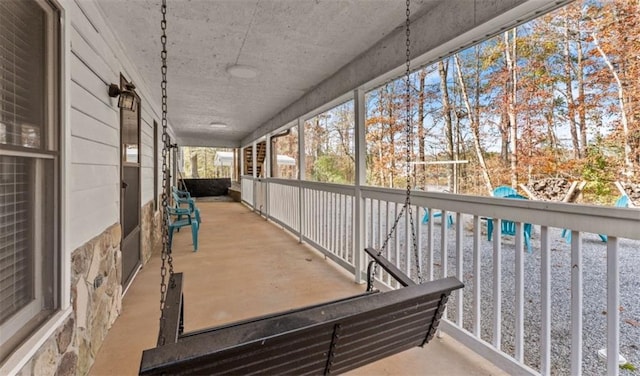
[298,117,305,243]
[492,219,502,349]
[472,215,481,337]
[606,236,620,376]
[570,231,583,376]
[353,88,366,283]
[540,226,551,375]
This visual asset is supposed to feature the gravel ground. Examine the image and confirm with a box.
[373,216,640,375]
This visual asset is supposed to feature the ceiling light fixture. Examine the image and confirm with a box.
[226,64,258,79]
[209,122,228,129]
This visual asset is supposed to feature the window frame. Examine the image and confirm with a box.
[0,0,61,366]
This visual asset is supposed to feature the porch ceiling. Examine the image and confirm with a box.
[97,0,442,146]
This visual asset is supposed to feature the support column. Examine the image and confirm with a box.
[298,118,305,243]
[252,141,257,211]
[265,134,271,219]
[354,88,366,283]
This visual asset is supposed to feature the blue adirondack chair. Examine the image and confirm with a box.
[422,208,454,228]
[487,194,533,253]
[492,185,518,198]
[167,206,199,251]
[561,195,629,243]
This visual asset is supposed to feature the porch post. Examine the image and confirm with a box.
[239,147,244,178]
[252,141,257,211]
[298,118,305,243]
[354,88,366,284]
[265,133,271,219]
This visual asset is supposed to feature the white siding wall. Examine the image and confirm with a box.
[67,0,164,251]
[140,108,156,205]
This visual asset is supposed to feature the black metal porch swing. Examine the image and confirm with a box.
[139,1,463,374]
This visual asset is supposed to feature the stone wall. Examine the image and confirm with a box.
[15,316,77,376]
[141,200,162,264]
[17,224,122,376]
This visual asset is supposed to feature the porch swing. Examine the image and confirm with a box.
[139,1,463,374]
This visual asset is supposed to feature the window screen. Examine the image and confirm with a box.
[0,0,46,149]
[0,156,33,324]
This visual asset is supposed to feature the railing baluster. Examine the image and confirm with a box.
[441,210,448,280]
[316,190,321,245]
[456,212,463,326]
[427,209,434,281]
[406,205,411,276]
[515,222,524,362]
[473,215,481,337]
[493,218,502,349]
[386,201,392,286]
[331,193,336,254]
[323,191,328,250]
[607,236,619,376]
[541,225,551,376]
[416,207,423,281]
[340,194,344,259]
[394,202,400,288]
[570,230,582,376]
[377,199,381,249]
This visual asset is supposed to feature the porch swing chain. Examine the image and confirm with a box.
[369,0,423,288]
[158,0,174,346]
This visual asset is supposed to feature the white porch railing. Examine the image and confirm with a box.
[240,176,640,376]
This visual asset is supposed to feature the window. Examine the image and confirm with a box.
[271,127,299,179]
[180,147,235,179]
[0,0,60,363]
[304,101,355,184]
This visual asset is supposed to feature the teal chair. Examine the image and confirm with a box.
[167,206,199,251]
[561,195,629,243]
[172,186,201,224]
[487,194,533,253]
[492,185,518,198]
[422,208,454,228]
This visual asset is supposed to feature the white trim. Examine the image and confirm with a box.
[0,150,55,159]
[58,0,72,313]
[0,307,73,376]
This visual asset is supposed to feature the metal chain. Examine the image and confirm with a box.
[404,0,422,285]
[371,0,423,287]
[158,0,173,346]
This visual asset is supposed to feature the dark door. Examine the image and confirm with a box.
[120,75,141,288]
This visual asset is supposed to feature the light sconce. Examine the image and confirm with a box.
[108,82,137,111]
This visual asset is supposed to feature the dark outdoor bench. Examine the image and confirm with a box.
[139,249,463,375]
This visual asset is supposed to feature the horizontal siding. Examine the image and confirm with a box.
[70,164,119,192]
[70,108,118,147]
[70,81,118,131]
[66,0,163,250]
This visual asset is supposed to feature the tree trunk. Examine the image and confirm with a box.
[454,54,493,194]
[438,60,454,191]
[387,85,396,188]
[417,69,427,189]
[564,13,581,158]
[190,148,199,178]
[576,37,588,157]
[592,31,634,179]
[504,30,518,188]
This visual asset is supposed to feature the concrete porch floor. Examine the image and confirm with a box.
[90,201,505,376]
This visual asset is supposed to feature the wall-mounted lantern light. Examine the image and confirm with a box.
[108,81,137,111]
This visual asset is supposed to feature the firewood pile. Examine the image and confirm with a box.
[620,182,640,207]
[523,178,572,201]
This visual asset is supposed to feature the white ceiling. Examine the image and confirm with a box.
[97,0,443,146]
